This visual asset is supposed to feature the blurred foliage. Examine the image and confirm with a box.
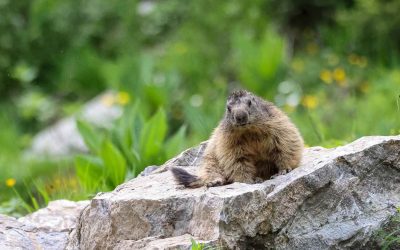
[0,0,140,96]
[0,0,399,215]
[331,0,400,64]
[266,0,355,50]
[284,49,400,145]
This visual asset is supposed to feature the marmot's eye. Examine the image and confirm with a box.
[247,100,252,107]
[227,105,232,112]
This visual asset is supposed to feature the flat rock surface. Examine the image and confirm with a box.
[68,135,400,249]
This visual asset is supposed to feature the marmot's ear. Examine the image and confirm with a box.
[228,89,248,100]
[260,101,272,116]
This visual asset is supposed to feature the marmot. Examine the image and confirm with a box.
[171,90,304,188]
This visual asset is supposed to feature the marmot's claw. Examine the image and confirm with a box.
[206,180,223,187]
[254,177,264,183]
[271,169,291,179]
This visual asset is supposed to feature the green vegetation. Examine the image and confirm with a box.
[190,239,206,250]
[190,239,220,250]
[75,103,186,194]
[0,1,399,232]
[375,208,400,250]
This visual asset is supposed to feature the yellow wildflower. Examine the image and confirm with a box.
[333,67,346,84]
[101,93,115,107]
[5,178,16,188]
[320,69,332,84]
[301,95,318,109]
[348,54,359,65]
[348,54,368,68]
[116,91,131,105]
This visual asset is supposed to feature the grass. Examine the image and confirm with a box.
[376,209,400,250]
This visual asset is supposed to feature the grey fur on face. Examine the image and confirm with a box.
[225,90,267,127]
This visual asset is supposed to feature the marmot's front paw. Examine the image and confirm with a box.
[206,179,224,187]
[254,177,264,183]
[271,169,291,179]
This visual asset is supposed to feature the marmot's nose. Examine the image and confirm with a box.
[235,112,248,125]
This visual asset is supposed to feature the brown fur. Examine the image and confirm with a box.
[171,90,304,188]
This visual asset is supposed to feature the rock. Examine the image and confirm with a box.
[18,200,89,231]
[0,200,88,250]
[68,135,400,249]
[139,166,159,177]
[112,234,213,250]
[139,142,207,177]
[28,91,123,156]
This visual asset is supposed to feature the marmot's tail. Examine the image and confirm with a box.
[170,167,203,188]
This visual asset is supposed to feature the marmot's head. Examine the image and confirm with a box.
[224,90,269,128]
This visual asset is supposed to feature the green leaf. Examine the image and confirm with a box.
[118,103,139,148]
[139,108,168,165]
[190,238,205,250]
[30,196,40,211]
[100,139,127,187]
[112,105,141,169]
[119,141,140,172]
[258,29,285,80]
[76,119,102,154]
[34,181,50,205]
[75,155,104,192]
[190,239,198,248]
[165,125,186,159]
[232,28,285,93]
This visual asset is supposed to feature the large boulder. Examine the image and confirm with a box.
[0,200,88,249]
[67,135,400,249]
